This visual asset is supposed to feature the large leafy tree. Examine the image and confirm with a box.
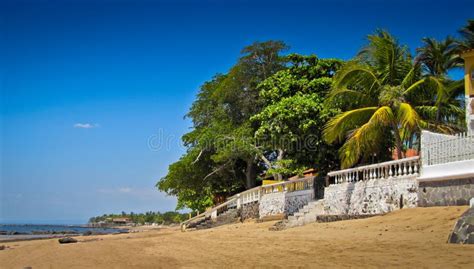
[251,54,342,178]
[157,41,288,211]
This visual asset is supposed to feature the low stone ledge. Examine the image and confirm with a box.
[316,214,380,223]
[418,177,474,207]
[257,213,286,223]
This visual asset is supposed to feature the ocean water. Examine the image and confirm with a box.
[0,224,127,241]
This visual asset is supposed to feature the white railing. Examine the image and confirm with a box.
[421,130,474,166]
[261,177,314,194]
[239,187,261,205]
[180,196,238,230]
[327,156,420,184]
[180,176,315,230]
[226,186,261,209]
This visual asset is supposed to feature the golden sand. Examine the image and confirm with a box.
[1,206,473,268]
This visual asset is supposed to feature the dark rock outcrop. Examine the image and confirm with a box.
[448,207,474,244]
[52,230,79,235]
[7,231,27,235]
[269,220,288,231]
[32,230,50,235]
[58,237,78,244]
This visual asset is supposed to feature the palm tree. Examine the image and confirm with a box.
[458,19,474,50]
[324,30,429,168]
[325,31,466,169]
[415,37,464,125]
[415,37,462,77]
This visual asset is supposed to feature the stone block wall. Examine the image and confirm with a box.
[259,192,285,218]
[418,177,474,207]
[284,190,314,215]
[241,202,259,221]
[258,189,314,218]
[323,177,418,215]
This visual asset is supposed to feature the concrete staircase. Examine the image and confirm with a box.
[195,208,240,230]
[185,216,210,230]
[287,199,326,227]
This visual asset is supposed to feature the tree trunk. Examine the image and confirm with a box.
[275,149,285,181]
[393,124,404,159]
[435,103,442,125]
[245,160,256,189]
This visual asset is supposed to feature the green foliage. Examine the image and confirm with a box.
[415,37,462,77]
[156,20,470,210]
[458,19,474,50]
[88,211,189,225]
[324,29,466,168]
[157,41,289,211]
[266,159,305,178]
[252,54,342,177]
[258,54,340,104]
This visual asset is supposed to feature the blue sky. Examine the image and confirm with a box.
[0,0,471,224]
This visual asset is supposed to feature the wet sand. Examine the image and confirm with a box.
[1,206,473,268]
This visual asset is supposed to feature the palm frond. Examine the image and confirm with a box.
[359,30,412,85]
[398,102,421,130]
[458,19,474,50]
[415,36,462,76]
[403,78,427,95]
[415,105,438,120]
[323,107,378,143]
[327,88,375,107]
[332,61,381,96]
[338,106,394,168]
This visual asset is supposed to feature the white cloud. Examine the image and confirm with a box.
[73,123,99,129]
[97,187,133,194]
[118,187,132,193]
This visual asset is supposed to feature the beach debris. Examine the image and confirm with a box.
[58,237,78,244]
[6,231,27,235]
[269,220,288,231]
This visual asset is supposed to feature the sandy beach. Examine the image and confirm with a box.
[1,206,473,268]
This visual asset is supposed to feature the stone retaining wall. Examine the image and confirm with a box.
[284,190,314,215]
[241,202,259,221]
[259,192,285,218]
[418,177,474,207]
[259,189,314,218]
[323,177,418,215]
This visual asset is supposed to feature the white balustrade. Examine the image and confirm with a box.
[238,187,261,206]
[260,177,314,195]
[327,156,420,184]
[181,176,314,229]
